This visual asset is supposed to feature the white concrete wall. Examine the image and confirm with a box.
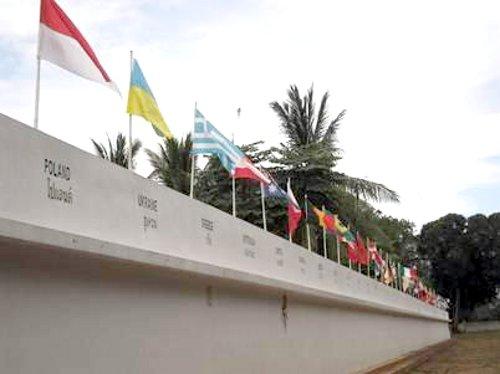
[0,114,450,373]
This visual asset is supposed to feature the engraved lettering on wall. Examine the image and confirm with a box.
[201,218,214,246]
[137,193,158,231]
[44,158,72,204]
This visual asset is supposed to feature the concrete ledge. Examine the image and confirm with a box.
[0,216,448,323]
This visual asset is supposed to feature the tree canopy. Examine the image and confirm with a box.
[145,134,192,195]
[418,213,500,329]
[91,133,142,169]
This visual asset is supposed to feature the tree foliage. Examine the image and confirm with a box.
[196,142,289,238]
[91,133,142,169]
[270,85,399,207]
[146,134,192,195]
[418,213,500,327]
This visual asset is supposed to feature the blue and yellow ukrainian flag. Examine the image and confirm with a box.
[126,59,172,139]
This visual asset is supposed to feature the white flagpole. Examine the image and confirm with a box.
[288,178,292,243]
[190,102,197,198]
[366,238,371,278]
[260,181,267,231]
[128,50,133,170]
[231,108,239,217]
[347,223,352,269]
[397,263,402,291]
[232,176,236,217]
[34,20,42,129]
[336,234,341,264]
[304,195,312,251]
[322,205,327,258]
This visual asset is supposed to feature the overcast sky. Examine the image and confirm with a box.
[2,0,500,228]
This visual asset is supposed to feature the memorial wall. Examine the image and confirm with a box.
[0,113,450,373]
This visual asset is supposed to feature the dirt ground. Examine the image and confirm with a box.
[410,330,500,373]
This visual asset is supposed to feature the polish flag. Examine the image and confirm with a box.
[287,179,302,239]
[38,0,119,93]
[233,157,271,185]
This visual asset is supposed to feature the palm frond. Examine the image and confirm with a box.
[334,173,400,203]
[90,133,141,169]
[146,133,192,195]
[314,91,329,140]
[91,139,108,160]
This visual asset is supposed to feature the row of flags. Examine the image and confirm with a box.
[34,0,444,309]
[36,0,305,238]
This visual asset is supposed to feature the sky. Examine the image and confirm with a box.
[2,0,500,229]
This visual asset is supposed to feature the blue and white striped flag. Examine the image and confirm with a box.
[192,109,243,173]
[192,109,270,184]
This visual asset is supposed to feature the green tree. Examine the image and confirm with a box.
[192,85,402,256]
[270,85,398,206]
[196,142,289,237]
[145,134,192,195]
[269,85,399,248]
[91,133,142,169]
[418,213,498,332]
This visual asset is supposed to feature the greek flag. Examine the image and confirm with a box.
[192,109,270,184]
[192,109,243,173]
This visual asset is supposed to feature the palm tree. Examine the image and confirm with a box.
[91,133,142,169]
[145,134,192,195]
[270,85,399,207]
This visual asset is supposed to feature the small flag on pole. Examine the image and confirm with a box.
[39,0,119,94]
[263,177,287,200]
[310,203,336,234]
[355,232,369,266]
[367,239,385,269]
[287,179,302,239]
[127,59,172,139]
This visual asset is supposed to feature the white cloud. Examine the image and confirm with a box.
[2,0,500,228]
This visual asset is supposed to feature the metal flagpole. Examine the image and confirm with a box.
[322,205,327,258]
[336,234,341,264]
[34,20,42,129]
[366,238,370,278]
[288,178,292,243]
[190,155,196,198]
[128,50,133,170]
[231,108,239,217]
[347,223,352,269]
[397,263,402,291]
[260,181,267,231]
[357,232,362,273]
[398,263,402,291]
[304,195,312,251]
[34,58,41,129]
[385,252,392,287]
[190,102,197,198]
[232,176,236,217]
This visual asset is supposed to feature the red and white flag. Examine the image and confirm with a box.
[287,179,302,239]
[38,0,119,94]
[367,239,385,269]
[233,157,271,185]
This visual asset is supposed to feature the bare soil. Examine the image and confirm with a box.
[410,330,500,373]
